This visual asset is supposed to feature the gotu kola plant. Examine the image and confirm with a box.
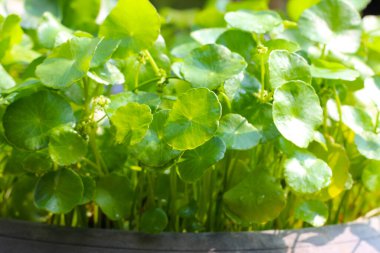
[0,0,379,232]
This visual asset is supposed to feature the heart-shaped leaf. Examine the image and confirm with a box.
[181,44,247,90]
[3,91,75,150]
[217,114,261,150]
[48,128,88,166]
[295,200,328,227]
[225,10,282,34]
[177,137,226,182]
[36,37,99,88]
[34,168,84,214]
[268,50,311,89]
[224,172,286,224]
[110,102,153,145]
[298,0,362,53]
[130,110,181,168]
[284,151,332,194]
[99,0,160,54]
[164,88,221,150]
[273,81,323,148]
[94,174,133,220]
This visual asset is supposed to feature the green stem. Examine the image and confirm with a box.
[169,165,178,231]
[143,50,161,77]
[260,52,266,101]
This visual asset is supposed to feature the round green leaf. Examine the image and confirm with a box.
[217,114,261,150]
[355,132,380,160]
[3,91,75,150]
[191,28,226,45]
[110,102,153,145]
[177,137,226,182]
[94,174,133,220]
[248,103,280,143]
[298,0,362,53]
[181,44,247,90]
[362,161,380,192]
[79,175,95,205]
[48,128,88,166]
[268,50,311,89]
[130,110,181,168]
[5,150,52,175]
[224,172,286,224]
[341,106,374,134]
[37,13,72,49]
[140,208,168,233]
[225,10,282,34]
[216,30,257,60]
[36,37,99,88]
[284,151,332,194]
[273,81,323,148]
[310,60,360,81]
[99,0,160,54]
[164,88,221,150]
[295,200,328,227]
[34,168,84,214]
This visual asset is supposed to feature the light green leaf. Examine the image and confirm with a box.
[48,128,88,166]
[99,0,160,54]
[287,0,320,21]
[362,161,380,192]
[273,81,323,148]
[37,13,73,49]
[164,88,221,150]
[295,200,328,227]
[298,0,362,53]
[190,28,226,45]
[3,91,75,150]
[90,39,120,68]
[341,106,374,134]
[0,64,16,92]
[225,10,282,34]
[343,0,371,11]
[140,208,168,234]
[181,44,247,90]
[284,151,332,194]
[130,110,181,168]
[355,132,380,160]
[311,60,360,81]
[61,0,101,33]
[94,174,133,220]
[34,168,84,214]
[224,172,286,224]
[268,50,311,89]
[110,102,153,145]
[88,61,125,85]
[0,14,23,60]
[36,37,99,88]
[177,137,226,182]
[217,114,261,150]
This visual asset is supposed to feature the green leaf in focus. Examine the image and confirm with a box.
[268,50,311,89]
[177,137,226,182]
[99,0,160,54]
[164,88,221,150]
[34,168,84,214]
[284,151,332,194]
[273,81,323,148]
[224,10,282,34]
[110,102,153,145]
[217,114,261,150]
[36,37,99,88]
[298,0,362,53]
[224,172,286,224]
[48,128,88,166]
[94,174,133,220]
[3,91,75,150]
[181,44,247,90]
[295,200,328,227]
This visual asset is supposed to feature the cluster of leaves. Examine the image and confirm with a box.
[0,0,380,232]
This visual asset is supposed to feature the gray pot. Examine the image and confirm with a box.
[0,217,379,253]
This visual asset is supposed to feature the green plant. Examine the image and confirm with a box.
[0,0,379,233]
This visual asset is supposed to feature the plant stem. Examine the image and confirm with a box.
[169,165,178,231]
[143,50,161,77]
